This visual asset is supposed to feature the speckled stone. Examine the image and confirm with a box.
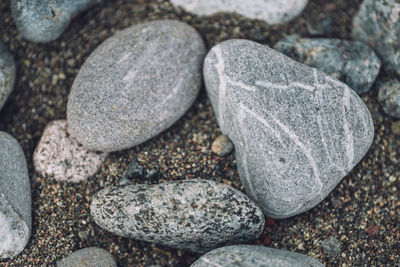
[190,245,324,267]
[377,79,400,118]
[274,35,381,94]
[11,0,103,43]
[67,20,206,152]
[170,0,309,25]
[56,247,117,267]
[33,120,108,183]
[203,39,374,218]
[321,236,341,257]
[0,132,31,258]
[0,43,16,111]
[90,179,265,253]
[352,0,400,75]
[211,135,233,156]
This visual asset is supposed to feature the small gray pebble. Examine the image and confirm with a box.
[321,236,341,257]
[0,43,16,111]
[121,160,144,180]
[377,79,400,118]
[211,135,234,156]
[56,247,117,267]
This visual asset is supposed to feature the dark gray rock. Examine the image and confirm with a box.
[0,43,16,111]
[11,0,102,43]
[204,39,374,218]
[352,0,400,75]
[274,35,381,94]
[321,236,341,257]
[90,179,265,253]
[0,132,31,258]
[119,160,144,186]
[377,79,400,118]
[56,247,117,267]
[191,245,324,267]
[67,20,206,152]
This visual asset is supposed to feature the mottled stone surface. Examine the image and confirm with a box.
[67,20,206,152]
[274,35,381,94]
[0,132,31,258]
[33,120,108,183]
[211,135,233,156]
[170,0,309,25]
[321,236,341,257]
[204,39,374,218]
[90,179,265,253]
[377,79,400,118]
[0,43,16,111]
[352,0,400,75]
[191,245,324,267]
[11,0,102,43]
[56,247,117,267]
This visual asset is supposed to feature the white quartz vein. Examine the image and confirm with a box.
[342,85,355,171]
[255,80,315,92]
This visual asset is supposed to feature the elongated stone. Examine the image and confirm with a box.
[0,43,16,111]
[57,247,117,267]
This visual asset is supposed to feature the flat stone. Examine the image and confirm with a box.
[204,39,374,218]
[33,120,108,183]
[211,135,233,156]
[377,79,400,118]
[90,179,265,253]
[67,20,206,152]
[0,43,16,111]
[321,236,341,257]
[170,0,309,25]
[191,245,324,267]
[56,247,117,267]
[274,35,381,95]
[11,0,103,43]
[0,132,31,258]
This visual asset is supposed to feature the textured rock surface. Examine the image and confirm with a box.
[11,0,102,43]
[90,179,264,253]
[191,245,324,267]
[204,39,374,218]
[211,135,233,156]
[321,236,341,257]
[0,132,31,258]
[170,0,309,25]
[274,35,381,94]
[56,247,117,267]
[33,120,108,183]
[377,79,400,118]
[0,43,16,111]
[352,0,400,75]
[67,20,206,152]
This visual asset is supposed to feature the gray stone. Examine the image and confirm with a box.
[211,135,233,156]
[67,20,206,152]
[190,245,324,267]
[321,236,341,257]
[0,43,16,111]
[204,39,374,218]
[170,0,309,25]
[11,0,102,43]
[0,132,31,258]
[56,247,117,267]
[274,35,381,95]
[377,79,400,118]
[90,179,265,253]
[352,0,400,75]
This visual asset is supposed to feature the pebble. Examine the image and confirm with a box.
[0,132,31,258]
[392,120,400,136]
[10,0,103,43]
[90,179,265,253]
[190,245,324,266]
[67,20,206,152]
[33,120,108,183]
[321,236,341,257]
[352,0,400,75]
[56,247,117,267]
[0,43,16,111]
[211,135,234,156]
[203,39,374,218]
[119,160,144,186]
[274,35,381,95]
[377,79,400,118]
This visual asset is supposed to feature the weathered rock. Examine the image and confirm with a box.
[33,120,108,183]
[11,0,103,43]
[321,236,341,257]
[377,79,400,118]
[204,39,374,218]
[0,132,31,258]
[274,35,381,94]
[170,0,309,25]
[0,43,16,111]
[56,247,117,267]
[90,179,264,253]
[67,20,206,152]
[211,135,233,156]
[191,245,324,267]
[352,0,400,75]
[119,160,144,186]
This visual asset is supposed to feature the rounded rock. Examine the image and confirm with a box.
[56,247,117,267]
[211,135,234,156]
[0,43,16,111]
[377,79,400,118]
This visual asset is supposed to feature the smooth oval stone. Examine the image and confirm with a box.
[0,43,16,111]
[191,245,324,267]
[377,79,400,118]
[90,179,265,253]
[203,39,374,218]
[67,20,206,152]
[11,0,102,43]
[0,132,31,258]
[56,247,117,267]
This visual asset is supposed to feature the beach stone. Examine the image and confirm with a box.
[321,236,341,257]
[204,39,374,218]
[211,135,233,156]
[191,245,324,267]
[377,79,400,118]
[0,43,16,111]
[170,0,309,25]
[352,0,400,75]
[33,120,108,183]
[90,179,265,253]
[0,132,31,258]
[274,35,381,94]
[67,20,206,152]
[11,0,103,43]
[56,247,117,267]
